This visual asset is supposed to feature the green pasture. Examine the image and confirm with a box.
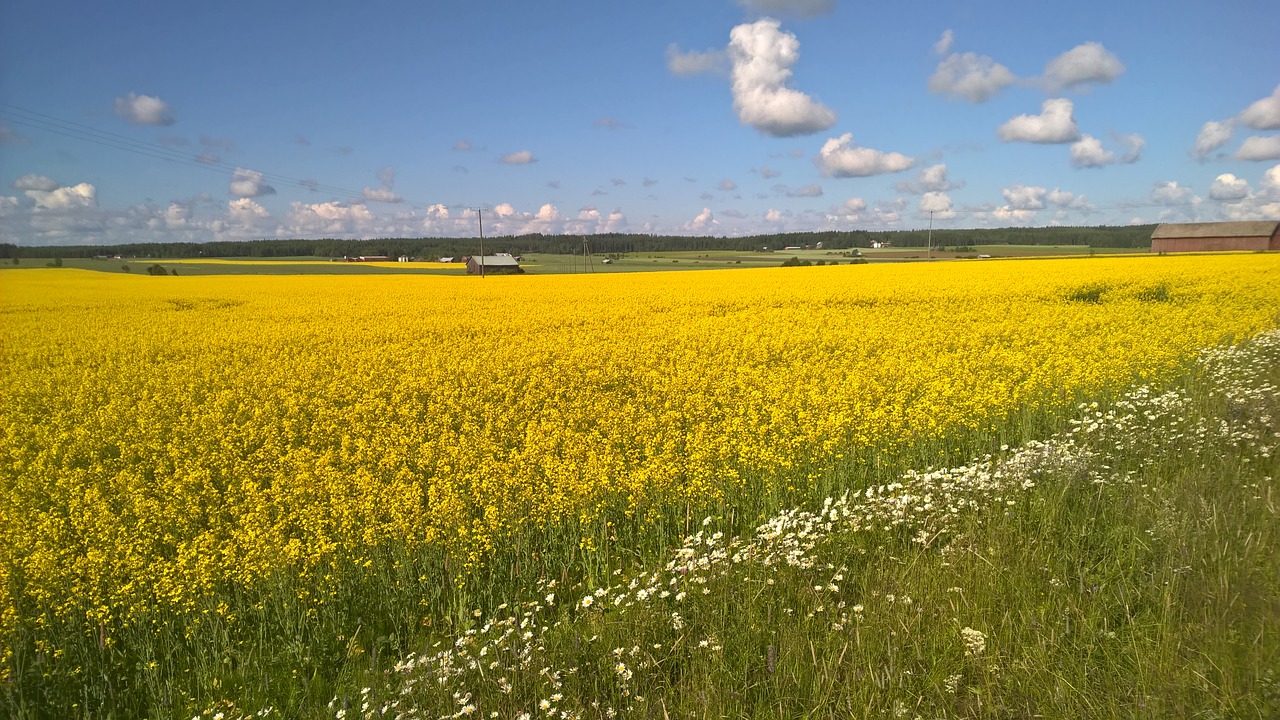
[1,244,1152,277]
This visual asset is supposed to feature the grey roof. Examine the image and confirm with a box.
[468,255,521,266]
[1151,221,1280,239]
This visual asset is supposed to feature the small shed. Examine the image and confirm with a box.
[465,255,523,275]
[1151,221,1280,253]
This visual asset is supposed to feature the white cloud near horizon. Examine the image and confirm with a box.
[727,19,837,137]
[227,197,269,226]
[113,93,175,126]
[362,165,403,203]
[1211,165,1280,221]
[918,191,955,218]
[1000,183,1086,212]
[686,207,716,232]
[1002,183,1048,210]
[816,133,914,177]
[1264,164,1280,192]
[362,188,403,203]
[286,201,375,236]
[29,182,97,211]
[997,99,1081,144]
[1208,173,1250,201]
[1151,181,1196,205]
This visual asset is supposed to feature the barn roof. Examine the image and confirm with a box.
[468,255,521,266]
[1151,221,1280,239]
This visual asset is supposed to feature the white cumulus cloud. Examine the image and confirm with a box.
[1192,120,1235,160]
[896,163,960,193]
[1263,164,1280,192]
[1236,135,1280,161]
[841,197,866,213]
[929,52,1016,103]
[113,92,175,126]
[687,207,716,232]
[1070,133,1144,168]
[228,198,269,226]
[534,203,561,222]
[728,19,837,137]
[997,99,1081,144]
[1042,42,1124,92]
[919,191,955,218]
[229,168,276,198]
[1208,173,1250,201]
[816,133,914,177]
[287,201,375,236]
[28,182,97,211]
[1151,181,1195,205]
[1002,183,1048,210]
[1239,85,1280,130]
[163,202,191,229]
[12,174,59,192]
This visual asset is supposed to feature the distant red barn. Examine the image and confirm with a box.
[1150,221,1280,253]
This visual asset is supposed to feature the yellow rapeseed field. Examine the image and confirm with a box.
[1,254,1278,661]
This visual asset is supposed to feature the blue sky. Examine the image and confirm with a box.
[1,0,1277,246]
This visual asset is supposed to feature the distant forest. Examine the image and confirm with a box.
[0,225,1156,259]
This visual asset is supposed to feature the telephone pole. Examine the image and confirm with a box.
[475,207,485,278]
[927,210,933,262]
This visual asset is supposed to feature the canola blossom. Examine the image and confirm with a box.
[313,330,1280,719]
[1,254,1278,660]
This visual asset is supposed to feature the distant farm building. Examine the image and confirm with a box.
[1151,221,1280,253]
[343,255,391,262]
[465,255,523,275]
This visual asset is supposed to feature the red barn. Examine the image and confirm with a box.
[1150,221,1280,253]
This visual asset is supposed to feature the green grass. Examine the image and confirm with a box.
[0,245,1152,277]
[6,331,1278,718]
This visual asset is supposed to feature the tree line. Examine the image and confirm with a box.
[0,225,1156,259]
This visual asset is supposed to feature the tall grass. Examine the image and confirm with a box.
[337,330,1275,720]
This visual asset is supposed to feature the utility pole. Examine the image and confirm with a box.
[927,210,933,262]
[475,207,485,278]
[583,235,593,273]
